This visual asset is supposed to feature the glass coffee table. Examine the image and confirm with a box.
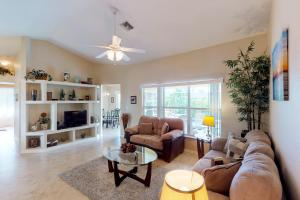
[103,145,158,187]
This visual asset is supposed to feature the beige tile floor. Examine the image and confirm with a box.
[0,127,123,200]
[0,127,197,200]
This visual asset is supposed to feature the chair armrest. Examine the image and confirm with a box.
[161,130,183,141]
[211,137,227,151]
[125,125,139,135]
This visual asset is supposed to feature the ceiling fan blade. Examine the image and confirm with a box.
[89,45,111,50]
[120,47,146,54]
[112,35,122,46]
[122,53,130,62]
[96,51,108,59]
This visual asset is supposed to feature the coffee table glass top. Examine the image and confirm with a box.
[103,145,158,166]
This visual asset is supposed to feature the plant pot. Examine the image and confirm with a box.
[40,123,48,130]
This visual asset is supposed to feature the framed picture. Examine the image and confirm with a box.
[272,29,289,101]
[130,96,137,104]
[111,97,115,103]
[64,72,70,82]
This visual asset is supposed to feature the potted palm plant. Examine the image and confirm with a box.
[225,42,270,135]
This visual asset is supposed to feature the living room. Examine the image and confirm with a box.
[0,0,299,200]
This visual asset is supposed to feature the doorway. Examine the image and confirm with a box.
[101,84,121,132]
[0,84,16,152]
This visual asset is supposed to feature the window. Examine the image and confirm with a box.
[142,80,221,137]
[142,87,158,116]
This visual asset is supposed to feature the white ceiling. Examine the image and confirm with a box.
[0,0,271,64]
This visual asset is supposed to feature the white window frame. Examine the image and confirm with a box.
[141,79,222,137]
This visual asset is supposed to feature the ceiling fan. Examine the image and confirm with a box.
[92,7,145,62]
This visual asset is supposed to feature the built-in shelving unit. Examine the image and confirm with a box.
[21,80,101,153]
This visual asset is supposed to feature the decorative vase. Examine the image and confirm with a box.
[40,123,48,130]
[31,124,38,132]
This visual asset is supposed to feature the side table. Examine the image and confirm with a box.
[195,134,212,159]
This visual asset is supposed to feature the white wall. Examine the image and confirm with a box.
[95,34,268,137]
[269,0,300,199]
[28,39,96,82]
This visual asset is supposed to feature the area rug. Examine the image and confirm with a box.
[59,156,185,200]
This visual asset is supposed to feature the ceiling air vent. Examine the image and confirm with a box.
[120,21,134,31]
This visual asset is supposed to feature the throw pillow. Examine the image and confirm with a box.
[201,161,242,195]
[138,123,153,135]
[223,133,247,153]
[161,122,170,135]
[223,133,234,153]
[226,138,248,160]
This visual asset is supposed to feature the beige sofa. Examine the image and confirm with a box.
[192,130,282,200]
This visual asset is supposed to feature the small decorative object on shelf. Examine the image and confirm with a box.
[121,143,137,153]
[85,95,90,100]
[28,137,40,148]
[25,69,52,80]
[30,123,38,132]
[80,132,86,138]
[47,139,58,147]
[64,72,70,81]
[0,65,14,76]
[87,77,93,84]
[74,76,81,83]
[69,89,77,100]
[38,112,50,130]
[31,89,38,101]
[47,92,52,101]
[59,89,65,100]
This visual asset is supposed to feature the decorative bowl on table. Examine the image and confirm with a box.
[121,143,137,153]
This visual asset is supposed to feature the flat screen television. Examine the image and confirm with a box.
[64,110,87,128]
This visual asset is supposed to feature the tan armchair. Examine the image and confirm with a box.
[125,116,185,162]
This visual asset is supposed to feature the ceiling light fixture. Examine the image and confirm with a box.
[91,7,145,63]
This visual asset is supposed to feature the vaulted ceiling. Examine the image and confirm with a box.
[0,0,271,64]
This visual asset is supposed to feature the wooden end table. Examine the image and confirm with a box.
[195,134,212,159]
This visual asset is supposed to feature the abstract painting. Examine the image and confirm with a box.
[272,29,289,101]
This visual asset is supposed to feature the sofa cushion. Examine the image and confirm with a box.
[208,191,229,200]
[130,135,163,150]
[138,123,153,135]
[230,153,282,200]
[244,141,274,160]
[245,130,271,145]
[161,122,169,135]
[158,118,184,133]
[204,150,227,160]
[226,138,248,159]
[192,158,213,174]
[201,161,241,195]
[139,116,159,134]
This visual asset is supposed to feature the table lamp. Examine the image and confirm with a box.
[160,170,208,200]
[202,115,215,139]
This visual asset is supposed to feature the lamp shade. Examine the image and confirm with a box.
[160,170,208,200]
[202,116,215,127]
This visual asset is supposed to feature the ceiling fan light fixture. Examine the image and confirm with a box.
[115,51,124,61]
[107,50,115,61]
[107,50,124,61]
